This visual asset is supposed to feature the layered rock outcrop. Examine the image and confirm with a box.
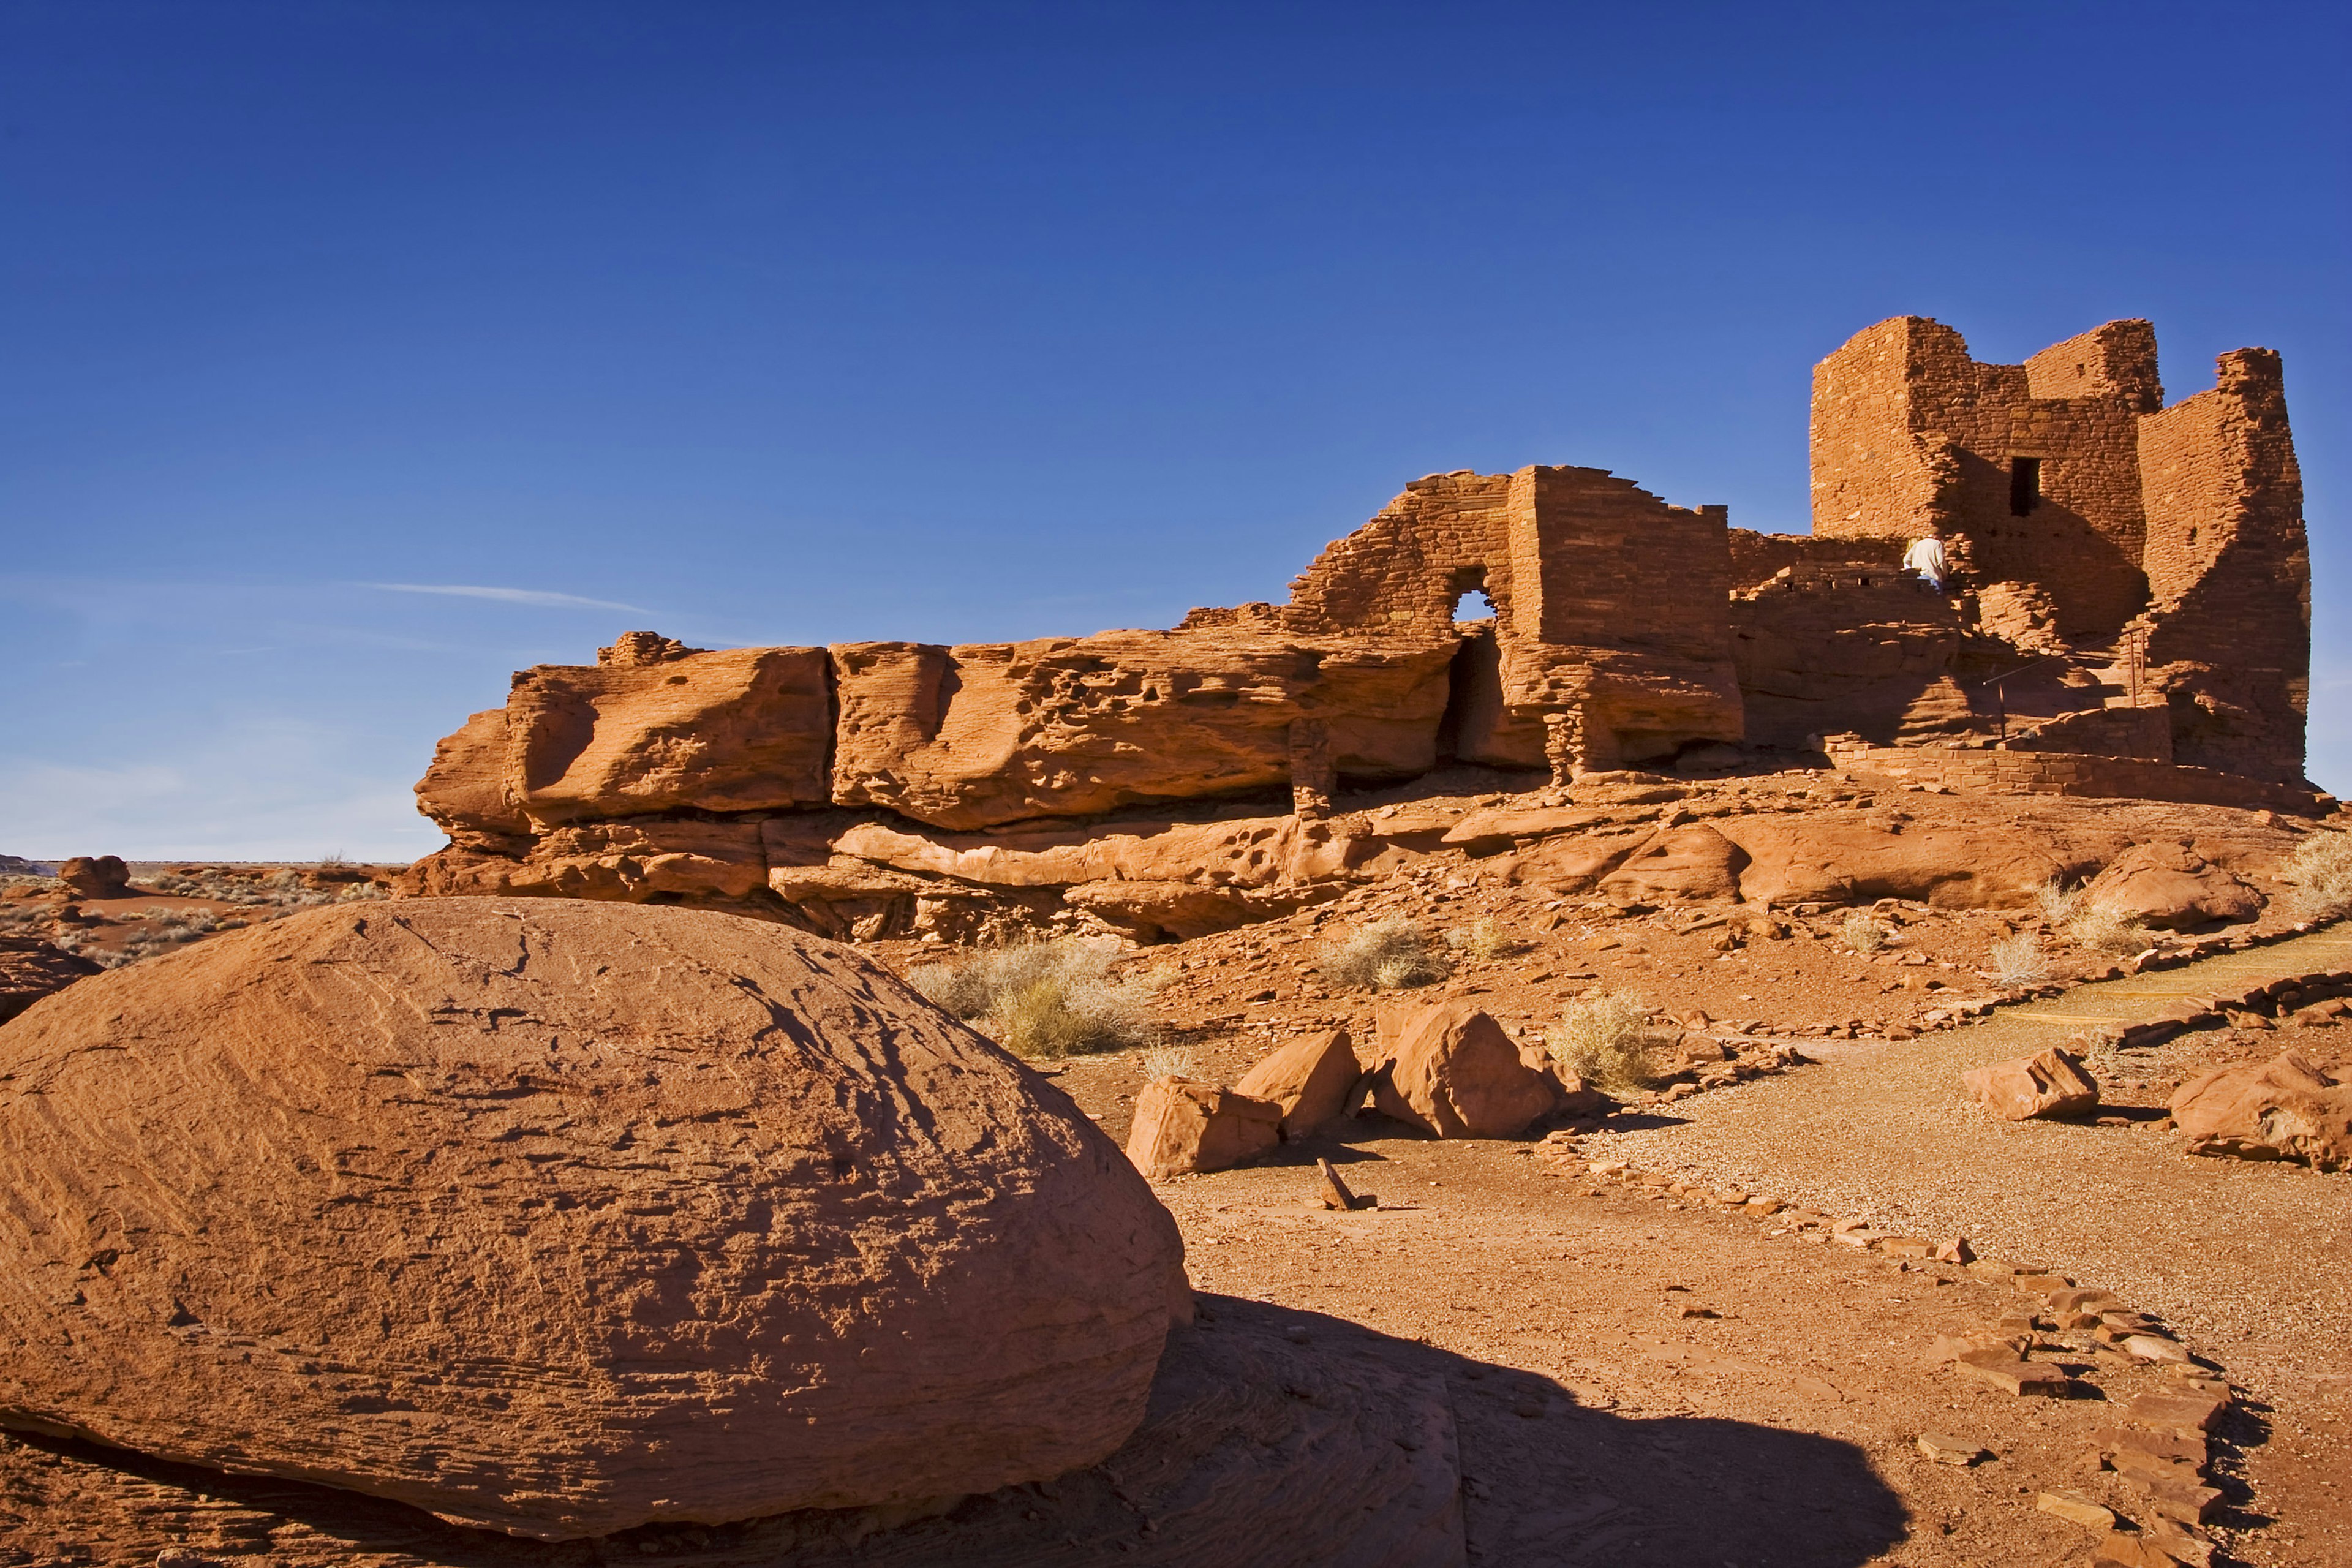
[0,899,1186,1540]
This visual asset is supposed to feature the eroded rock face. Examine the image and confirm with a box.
[1373,1005,1556,1139]
[0,938,100,1023]
[2173,1050,2352,1170]
[830,632,1458,832]
[0,899,1186,1540]
[1724,816,2084,910]
[2082,841,2263,929]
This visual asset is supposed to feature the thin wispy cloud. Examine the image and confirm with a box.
[366,582,649,613]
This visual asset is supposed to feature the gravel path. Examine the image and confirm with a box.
[1591,927,2352,1547]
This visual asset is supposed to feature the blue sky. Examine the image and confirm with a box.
[2,1,2345,860]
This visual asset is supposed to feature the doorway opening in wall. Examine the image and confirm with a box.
[2009,457,2043,516]
[1436,582,1506,763]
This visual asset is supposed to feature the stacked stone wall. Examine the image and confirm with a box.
[1825,744,2329,815]
[2136,349,2310,783]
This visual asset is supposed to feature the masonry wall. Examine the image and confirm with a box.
[1811,316,2155,643]
[2136,349,2310,783]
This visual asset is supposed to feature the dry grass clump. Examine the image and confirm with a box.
[1840,912,1890,954]
[2280,831,2352,922]
[1544,992,1658,1092]
[1318,917,1452,991]
[1137,1044,1199,1083]
[907,939,1161,1059]
[1989,933,2051,986]
[1443,918,1523,962]
[2037,877,2147,954]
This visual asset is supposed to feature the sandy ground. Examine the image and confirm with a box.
[1024,924,2352,1567]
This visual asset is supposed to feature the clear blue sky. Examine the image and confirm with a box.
[3,1,2344,860]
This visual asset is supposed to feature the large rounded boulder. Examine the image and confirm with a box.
[0,899,1187,1540]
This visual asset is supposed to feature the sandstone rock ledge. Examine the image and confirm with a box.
[0,899,1186,1540]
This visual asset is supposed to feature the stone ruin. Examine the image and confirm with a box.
[400,315,2313,941]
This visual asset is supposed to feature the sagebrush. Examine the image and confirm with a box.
[907,939,1161,1058]
[1318,917,1452,991]
[1545,992,1657,1092]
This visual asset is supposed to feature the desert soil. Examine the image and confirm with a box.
[1029,928,2352,1567]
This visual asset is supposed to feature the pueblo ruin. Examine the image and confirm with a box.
[402,315,2318,940]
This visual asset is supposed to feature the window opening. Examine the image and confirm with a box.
[2008,457,2042,517]
[1452,589,1496,624]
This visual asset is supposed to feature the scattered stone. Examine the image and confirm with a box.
[1916,1433,1986,1466]
[2123,1334,2192,1365]
[1933,1237,1975,1265]
[2091,1529,2188,1568]
[2037,1490,2118,1529]
[1961,1047,2100,1121]
[2123,1390,2229,1438]
[1953,1350,2070,1396]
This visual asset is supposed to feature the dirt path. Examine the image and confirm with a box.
[1589,927,2352,1567]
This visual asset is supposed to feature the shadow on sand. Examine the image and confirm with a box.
[3,1296,1907,1567]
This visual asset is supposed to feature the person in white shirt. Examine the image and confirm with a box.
[1902,535,1949,594]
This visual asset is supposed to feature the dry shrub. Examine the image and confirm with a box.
[1841,912,1889,954]
[1319,917,1452,991]
[1545,992,1658,1092]
[2035,879,2083,924]
[2280,831,2352,922]
[2067,902,2149,956]
[1989,933,2051,986]
[907,939,1160,1059]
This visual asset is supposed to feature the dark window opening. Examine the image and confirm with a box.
[2008,457,2042,517]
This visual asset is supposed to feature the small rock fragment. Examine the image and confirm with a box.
[2037,1490,2117,1530]
[1916,1432,1985,1466]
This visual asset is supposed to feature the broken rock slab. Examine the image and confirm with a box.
[0,937,101,1024]
[2170,1049,2352,1170]
[1234,1028,1362,1140]
[0,899,1188,1541]
[1961,1046,2101,1121]
[1126,1077,1284,1178]
[1371,1003,1559,1140]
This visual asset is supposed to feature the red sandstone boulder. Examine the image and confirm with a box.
[1373,1004,1557,1139]
[2082,840,2263,929]
[1233,1029,1362,1139]
[1962,1047,2101,1121]
[1597,823,1746,903]
[0,899,1186,1540]
[1126,1078,1284,1178]
[1502,829,1646,895]
[55,856,129,899]
[0,937,102,1023]
[2171,1050,2352,1170]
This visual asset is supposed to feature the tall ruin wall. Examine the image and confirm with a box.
[1807,315,2310,782]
